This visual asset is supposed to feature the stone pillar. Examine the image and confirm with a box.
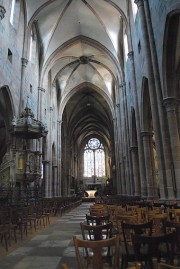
[57,120,62,197]
[37,87,45,121]
[176,99,180,137]
[143,0,174,199]
[120,83,132,195]
[43,160,50,198]
[49,107,53,197]
[19,58,28,113]
[130,146,140,196]
[113,115,120,193]
[134,0,166,199]
[141,131,157,198]
[53,165,58,196]
[115,104,122,193]
[128,51,146,197]
[0,5,6,20]
[163,98,180,198]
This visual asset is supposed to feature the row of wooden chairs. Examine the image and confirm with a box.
[0,197,82,252]
[81,203,180,268]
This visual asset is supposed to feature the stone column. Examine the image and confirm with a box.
[120,83,132,194]
[0,5,6,20]
[113,115,120,193]
[141,131,156,198]
[134,0,166,199]
[43,160,50,198]
[176,99,180,137]
[163,98,180,197]
[143,0,174,199]
[115,104,122,193]
[48,107,53,197]
[53,165,58,196]
[130,146,140,196]
[19,58,28,113]
[37,87,45,121]
[57,120,62,197]
[128,51,146,197]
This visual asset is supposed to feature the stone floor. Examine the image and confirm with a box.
[0,202,92,269]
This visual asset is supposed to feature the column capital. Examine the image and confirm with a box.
[42,160,50,165]
[38,87,46,92]
[163,97,176,112]
[128,51,134,60]
[57,120,63,125]
[130,146,138,152]
[53,165,58,168]
[21,58,28,67]
[141,131,153,137]
[134,0,144,8]
[0,5,6,20]
[120,82,126,88]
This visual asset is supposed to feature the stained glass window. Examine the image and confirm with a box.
[84,138,105,177]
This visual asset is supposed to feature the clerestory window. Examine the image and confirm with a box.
[84,138,105,177]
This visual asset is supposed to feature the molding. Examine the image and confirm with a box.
[38,87,46,93]
[163,97,176,112]
[21,58,28,67]
[141,131,153,137]
[130,146,138,152]
[134,0,144,8]
[128,51,134,60]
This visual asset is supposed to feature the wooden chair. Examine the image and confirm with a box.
[163,220,180,266]
[80,222,113,241]
[86,214,110,226]
[120,220,153,269]
[61,264,70,269]
[89,204,108,216]
[132,232,177,267]
[73,235,120,269]
[127,263,142,269]
[0,211,10,251]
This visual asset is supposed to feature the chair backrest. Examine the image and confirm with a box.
[163,220,180,253]
[121,220,153,256]
[73,235,119,269]
[132,232,176,265]
[86,214,110,226]
[152,259,179,269]
[158,263,179,269]
[80,221,113,241]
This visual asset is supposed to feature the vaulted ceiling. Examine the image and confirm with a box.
[25,0,127,147]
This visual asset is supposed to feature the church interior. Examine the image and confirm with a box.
[0,0,180,268]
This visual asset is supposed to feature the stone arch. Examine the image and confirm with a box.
[0,86,14,164]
